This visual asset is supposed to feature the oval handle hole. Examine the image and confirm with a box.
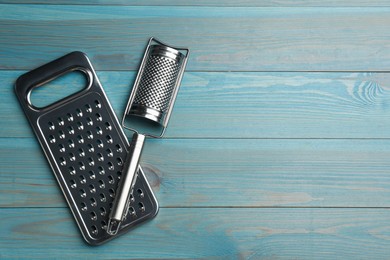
[29,70,88,108]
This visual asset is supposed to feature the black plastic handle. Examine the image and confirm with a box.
[15,51,93,114]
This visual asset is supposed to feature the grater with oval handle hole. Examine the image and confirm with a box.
[14,51,158,245]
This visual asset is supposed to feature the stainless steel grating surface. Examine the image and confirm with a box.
[134,55,181,113]
[15,52,158,245]
[39,92,157,244]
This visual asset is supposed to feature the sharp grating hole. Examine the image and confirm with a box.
[109,188,115,198]
[95,100,101,108]
[79,148,85,157]
[138,202,145,213]
[69,166,76,175]
[70,179,77,189]
[101,221,107,230]
[57,117,64,126]
[59,144,65,153]
[105,122,112,131]
[69,153,76,161]
[99,207,106,216]
[77,135,84,144]
[67,126,75,135]
[97,139,104,148]
[48,121,55,130]
[59,157,66,166]
[129,206,136,217]
[77,121,84,131]
[49,135,56,144]
[67,113,74,122]
[89,170,96,180]
[80,189,86,198]
[116,157,123,166]
[96,126,103,135]
[97,153,104,162]
[99,193,106,202]
[76,108,83,117]
[88,157,94,166]
[86,130,93,139]
[79,162,85,171]
[91,225,98,235]
[58,130,65,139]
[90,197,97,207]
[86,117,93,126]
[79,175,86,184]
[87,144,94,153]
[108,162,114,171]
[98,180,105,189]
[89,184,96,193]
[115,144,122,153]
[81,202,87,211]
[137,188,144,198]
[96,113,102,122]
[85,104,92,113]
[68,139,75,148]
[98,166,105,175]
[108,175,114,184]
[90,211,97,221]
[106,148,113,157]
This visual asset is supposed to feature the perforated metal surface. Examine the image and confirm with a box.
[38,92,157,244]
[133,55,181,113]
[16,52,158,245]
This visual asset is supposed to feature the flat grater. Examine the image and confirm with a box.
[14,51,158,245]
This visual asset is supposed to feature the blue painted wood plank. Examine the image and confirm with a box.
[2,137,390,207]
[1,208,390,259]
[3,71,390,138]
[2,1,390,6]
[1,5,390,71]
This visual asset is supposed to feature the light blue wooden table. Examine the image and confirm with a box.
[1,1,390,259]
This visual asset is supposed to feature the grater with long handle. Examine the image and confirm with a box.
[108,38,189,235]
[15,51,158,245]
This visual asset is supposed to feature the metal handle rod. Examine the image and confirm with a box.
[107,133,146,235]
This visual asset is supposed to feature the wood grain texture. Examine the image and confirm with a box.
[4,71,390,138]
[2,2,390,258]
[1,5,390,71]
[1,208,390,259]
[2,1,390,6]
[2,137,390,208]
